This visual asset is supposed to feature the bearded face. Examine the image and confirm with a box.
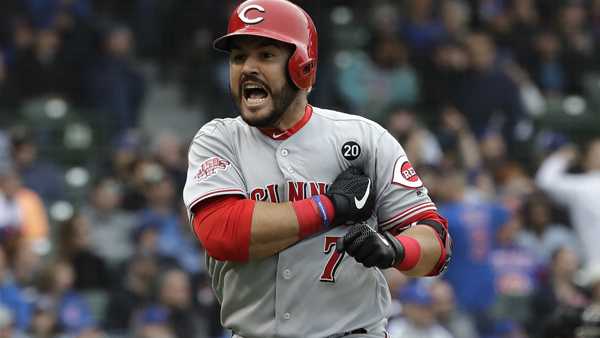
[229,36,299,127]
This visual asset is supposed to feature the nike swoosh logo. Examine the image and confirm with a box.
[273,131,287,138]
[354,179,371,210]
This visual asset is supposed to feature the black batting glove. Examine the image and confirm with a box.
[326,167,375,226]
[336,222,404,269]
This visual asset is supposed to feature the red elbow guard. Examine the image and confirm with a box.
[418,216,452,276]
[390,210,452,275]
[426,229,453,276]
[192,196,255,262]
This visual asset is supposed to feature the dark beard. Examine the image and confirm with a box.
[236,83,299,128]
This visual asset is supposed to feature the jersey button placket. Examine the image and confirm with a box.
[283,269,292,279]
[283,312,291,320]
[276,142,295,179]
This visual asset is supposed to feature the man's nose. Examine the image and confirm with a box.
[241,55,260,76]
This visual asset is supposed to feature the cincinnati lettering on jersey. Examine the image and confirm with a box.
[194,157,231,182]
[250,181,328,202]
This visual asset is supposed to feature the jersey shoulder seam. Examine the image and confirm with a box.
[312,108,386,133]
[193,117,244,139]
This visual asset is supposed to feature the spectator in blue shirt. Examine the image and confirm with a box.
[439,169,510,335]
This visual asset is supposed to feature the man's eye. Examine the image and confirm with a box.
[231,54,245,63]
[261,52,274,59]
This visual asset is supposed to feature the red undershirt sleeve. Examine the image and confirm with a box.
[191,195,255,262]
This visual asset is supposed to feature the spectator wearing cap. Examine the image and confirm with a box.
[535,140,600,268]
[387,281,454,338]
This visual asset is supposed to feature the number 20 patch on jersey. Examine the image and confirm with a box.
[392,156,423,188]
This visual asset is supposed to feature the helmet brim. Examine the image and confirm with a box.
[213,28,299,52]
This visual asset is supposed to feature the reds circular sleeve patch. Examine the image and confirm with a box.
[391,157,423,188]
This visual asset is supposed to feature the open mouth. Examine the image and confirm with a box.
[242,82,270,108]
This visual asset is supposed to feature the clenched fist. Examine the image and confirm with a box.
[336,223,404,269]
[326,167,375,225]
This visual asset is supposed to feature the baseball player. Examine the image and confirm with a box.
[183,1,452,337]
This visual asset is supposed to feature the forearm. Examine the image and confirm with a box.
[249,201,302,259]
[399,225,442,277]
[194,195,333,262]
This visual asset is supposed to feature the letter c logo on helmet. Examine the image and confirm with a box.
[239,4,265,24]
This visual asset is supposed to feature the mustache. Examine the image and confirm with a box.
[239,75,271,93]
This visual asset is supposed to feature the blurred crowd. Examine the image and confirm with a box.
[0,0,600,338]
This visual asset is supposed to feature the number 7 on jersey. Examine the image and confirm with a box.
[320,236,345,283]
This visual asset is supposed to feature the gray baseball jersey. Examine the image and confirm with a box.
[183,105,436,338]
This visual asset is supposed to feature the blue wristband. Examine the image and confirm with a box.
[311,195,330,226]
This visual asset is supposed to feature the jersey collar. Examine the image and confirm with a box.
[259,105,313,141]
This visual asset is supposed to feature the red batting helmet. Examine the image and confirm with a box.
[213,0,318,90]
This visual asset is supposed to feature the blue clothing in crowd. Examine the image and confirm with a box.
[136,210,203,274]
[58,291,95,334]
[440,200,510,314]
[0,280,30,331]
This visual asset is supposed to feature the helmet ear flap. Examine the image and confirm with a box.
[287,48,317,90]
